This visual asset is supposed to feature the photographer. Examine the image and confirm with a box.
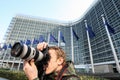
[23,42,80,80]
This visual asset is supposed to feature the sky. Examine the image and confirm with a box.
[0,0,95,43]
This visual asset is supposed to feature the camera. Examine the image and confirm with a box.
[11,42,49,62]
[11,42,50,78]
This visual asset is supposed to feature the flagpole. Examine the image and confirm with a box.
[58,28,60,47]
[47,33,50,45]
[84,20,95,73]
[70,27,74,62]
[101,14,120,73]
[31,38,34,47]
[1,44,8,68]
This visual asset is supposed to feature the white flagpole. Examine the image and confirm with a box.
[17,59,22,70]
[31,38,34,47]
[47,33,50,45]
[1,44,8,68]
[70,27,74,62]
[101,14,120,73]
[84,20,95,73]
[58,28,60,47]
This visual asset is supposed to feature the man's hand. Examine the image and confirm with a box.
[37,42,48,51]
[23,59,38,80]
[23,42,48,80]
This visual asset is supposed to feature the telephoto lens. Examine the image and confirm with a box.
[11,42,49,62]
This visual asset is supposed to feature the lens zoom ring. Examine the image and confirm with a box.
[22,46,31,59]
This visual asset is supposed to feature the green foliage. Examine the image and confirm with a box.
[0,69,27,80]
[79,75,108,80]
[0,69,108,80]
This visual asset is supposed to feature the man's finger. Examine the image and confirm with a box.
[23,60,32,70]
[23,60,29,67]
[37,42,48,51]
[43,42,48,48]
[30,59,36,68]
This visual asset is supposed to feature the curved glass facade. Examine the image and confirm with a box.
[0,0,120,72]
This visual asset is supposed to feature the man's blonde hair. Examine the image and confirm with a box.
[48,46,66,63]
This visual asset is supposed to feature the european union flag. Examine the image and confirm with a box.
[105,21,115,34]
[0,48,2,51]
[2,44,7,50]
[20,40,25,45]
[50,34,58,43]
[0,45,2,51]
[26,39,31,45]
[8,44,12,48]
[86,25,95,38]
[39,35,45,42]
[60,32,66,43]
[72,29,79,40]
[33,38,39,44]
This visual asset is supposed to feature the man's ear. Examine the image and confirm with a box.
[57,57,64,65]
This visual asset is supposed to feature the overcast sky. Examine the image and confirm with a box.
[0,0,96,43]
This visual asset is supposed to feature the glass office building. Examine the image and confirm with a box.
[0,0,120,73]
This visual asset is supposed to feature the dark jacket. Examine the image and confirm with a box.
[36,61,80,80]
[55,61,80,80]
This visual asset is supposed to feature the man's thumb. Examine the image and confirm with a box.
[30,59,36,68]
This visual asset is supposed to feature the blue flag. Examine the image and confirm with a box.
[0,48,2,51]
[50,34,58,43]
[20,40,25,44]
[105,21,115,34]
[72,29,79,40]
[86,25,95,38]
[0,44,2,51]
[39,35,45,42]
[2,44,7,50]
[8,44,12,48]
[26,39,31,45]
[60,32,66,43]
[33,38,39,44]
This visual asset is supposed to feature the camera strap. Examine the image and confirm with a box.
[57,63,68,80]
